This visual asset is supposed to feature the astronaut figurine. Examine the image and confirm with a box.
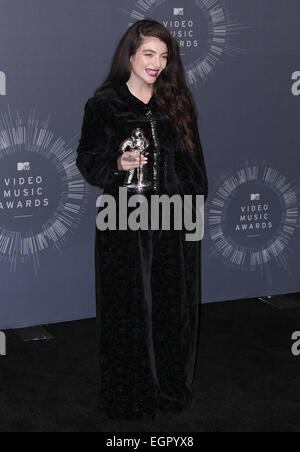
[119,128,152,191]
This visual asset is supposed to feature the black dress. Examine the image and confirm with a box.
[76,81,208,420]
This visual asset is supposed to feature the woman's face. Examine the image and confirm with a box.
[129,36,168,86]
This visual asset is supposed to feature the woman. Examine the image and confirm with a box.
[76,19,208,421]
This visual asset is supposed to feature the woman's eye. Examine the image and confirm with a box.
[144,53,167,59]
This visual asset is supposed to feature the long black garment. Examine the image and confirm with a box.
[76,81,208,420]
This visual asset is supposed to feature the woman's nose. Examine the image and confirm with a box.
[154,56,160,68]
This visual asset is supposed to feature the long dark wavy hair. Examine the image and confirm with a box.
[94,19,198,159]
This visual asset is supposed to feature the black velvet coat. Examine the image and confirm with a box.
[76,81,208,420]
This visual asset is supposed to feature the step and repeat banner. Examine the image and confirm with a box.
[0,0,299,328]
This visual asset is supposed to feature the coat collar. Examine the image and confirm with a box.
[112,80,157,111]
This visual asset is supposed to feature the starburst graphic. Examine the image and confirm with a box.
[122,0,248,87]
[206,158,300,284]
[0,107,89,274]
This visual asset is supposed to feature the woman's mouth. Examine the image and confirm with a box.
[145,68,159,78]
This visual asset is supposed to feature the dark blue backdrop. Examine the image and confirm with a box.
[0,0,299,328]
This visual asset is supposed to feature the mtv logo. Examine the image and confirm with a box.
[174,8,184,15]
[251,193,260,201]
[17,162,30,171]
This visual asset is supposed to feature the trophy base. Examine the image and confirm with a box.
[125,183,153,193]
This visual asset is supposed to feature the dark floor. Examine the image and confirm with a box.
[1,297,300,432]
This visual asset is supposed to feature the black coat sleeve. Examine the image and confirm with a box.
[174,109,208,202]
[76,97,119,189]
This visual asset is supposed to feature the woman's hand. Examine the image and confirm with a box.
[117,151,149,171]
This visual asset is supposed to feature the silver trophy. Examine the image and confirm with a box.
[119,128,152,192]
